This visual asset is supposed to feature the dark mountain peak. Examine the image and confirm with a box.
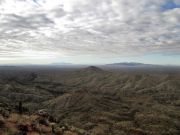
[81,66,103,73]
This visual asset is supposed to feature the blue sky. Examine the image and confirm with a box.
[115,54,180,66]
[0,0,180,65]
[162,0,180,10]
[56,54,180,65]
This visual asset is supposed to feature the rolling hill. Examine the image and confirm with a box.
[0,66,180,135]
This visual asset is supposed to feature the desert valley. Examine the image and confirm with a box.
[0,65,179,135]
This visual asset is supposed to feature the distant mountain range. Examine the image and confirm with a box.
[51,62,151,67]
[106,62,150,66]
[1,62,179,67]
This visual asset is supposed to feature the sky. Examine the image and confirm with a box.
[0,0,180,65]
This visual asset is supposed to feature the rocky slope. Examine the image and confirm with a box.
[0,66,180,135]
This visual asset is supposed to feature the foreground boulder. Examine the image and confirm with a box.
[38,117,49,126]
[37,109,49,117]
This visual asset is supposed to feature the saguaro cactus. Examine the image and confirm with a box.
[18,101,23,114]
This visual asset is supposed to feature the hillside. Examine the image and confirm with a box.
[0,66,180,135]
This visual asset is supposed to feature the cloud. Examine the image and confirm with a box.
[0,0,180,63]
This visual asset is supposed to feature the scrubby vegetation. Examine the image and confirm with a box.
[0,66,180,135]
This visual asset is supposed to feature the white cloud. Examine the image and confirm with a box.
[0,0,180,64]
